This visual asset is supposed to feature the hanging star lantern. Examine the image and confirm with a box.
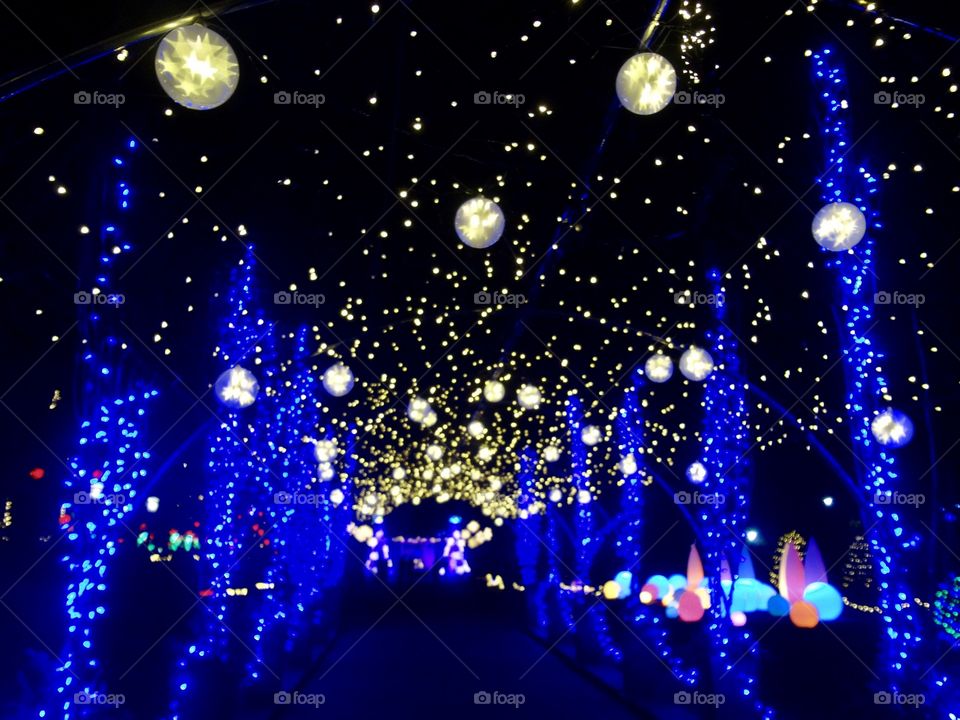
[155,24,239,110]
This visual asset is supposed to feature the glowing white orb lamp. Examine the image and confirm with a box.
[871,408,914,447]
[483,379,506,403]
[322,362,355,397]
[679,346,715,382]
[581,425,603,446]
[455,197,505,249]
[686,462,708,484]
[615,52,677,115]
[812,201,867,252]
[644,354,674,383]
[215,366,259,408]
[155,24,239,110]
[517,384,542,409]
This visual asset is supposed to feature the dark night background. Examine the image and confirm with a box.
[1,1,959,718]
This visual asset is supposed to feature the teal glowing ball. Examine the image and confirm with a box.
[614,571,633,599]
[646,575,671,597]
[803,582,843,622]
[668,574,688,591]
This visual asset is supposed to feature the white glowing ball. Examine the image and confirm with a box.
[483,379,506,403]
[544,445,561,463]
[215,366,259,408]
[812,202,867,252]
[322,362,355,397]
[548,487,563,503]
[577,489,592,504]
[314,439,338,463]
[146,496,160,513]
[477,446,493,462]
[686,462,708,484]
[620,453,638,476]
[615,52,677,115]
[318,463,335,481]
[353,524,374,542]
[517,384,542,409]
[392,467,406,480]
[455,197,505,249]
[871,409,914,447]
[408,396,433,424]
[644,354,674,383]
[329,488,345,506]
[581,425,603,446]
[679,346,715,382]
[426,444,444,461]
[155,24,239,110]
[468,420,486,438]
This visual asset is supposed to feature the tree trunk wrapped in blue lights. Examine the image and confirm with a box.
[696,272,772,717]
[809,49,932,698]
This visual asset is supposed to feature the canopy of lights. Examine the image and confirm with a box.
[1,0,959,718]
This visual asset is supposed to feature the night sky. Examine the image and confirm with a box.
[1,1,959,718]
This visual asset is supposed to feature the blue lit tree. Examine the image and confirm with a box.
[810,49,931,696]
[566,394,593,579]
[695,271,771,717]
[42,138,164,720]
[565,394,620,662]
[514,446,542,602]
[614,373,646,570]
[169,246,282,717]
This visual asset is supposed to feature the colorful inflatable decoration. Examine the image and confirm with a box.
[639,544,712,622]
[719,547,777,618]
[641,539,840,628]
[775,538,843,627]
[601,571,634,600]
